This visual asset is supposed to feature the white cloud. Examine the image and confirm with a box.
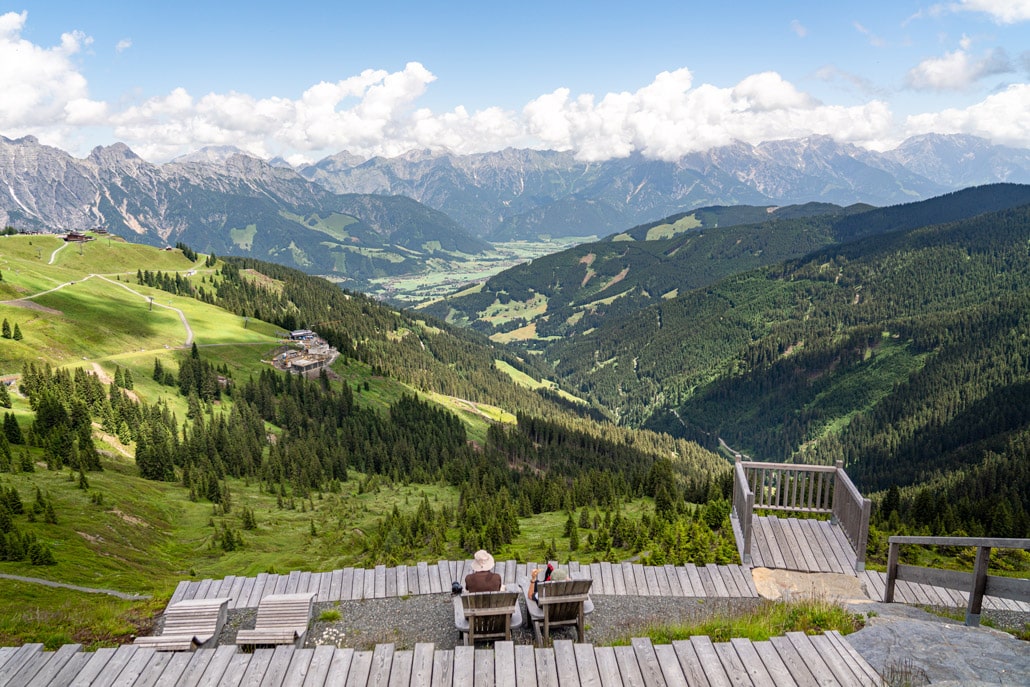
[115,39,132,53]
[940,0,1030,24]
[790,20,807,38]
[905,83,1030,144]
[853,22,886,47]
[906,45,1012,90]
[0,11,106,138]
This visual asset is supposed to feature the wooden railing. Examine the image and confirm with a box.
[885,536,1030,626]
[731,458,871,570]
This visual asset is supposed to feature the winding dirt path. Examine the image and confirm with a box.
[0,573,150,600]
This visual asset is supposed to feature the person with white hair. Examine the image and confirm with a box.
[465,550,502,592]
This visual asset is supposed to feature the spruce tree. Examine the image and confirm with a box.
[0,382,10,408]
[1,319,9,339]
[11,324,21,341]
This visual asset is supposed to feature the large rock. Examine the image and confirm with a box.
[751,567,868,602]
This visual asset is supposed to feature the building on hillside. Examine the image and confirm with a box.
[290,329,315,341]
[64,232,94,242]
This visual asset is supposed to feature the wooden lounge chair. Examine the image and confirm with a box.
[235,592,315,648]
[520,578,593,646]
[453,590,523,645]
[133,597,231,651]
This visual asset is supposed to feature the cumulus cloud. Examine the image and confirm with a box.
[905,82,1030,144]
[115,38,132,53]
[938,0,1030,23]
[906,45,1013,90]
[0,11,107,136]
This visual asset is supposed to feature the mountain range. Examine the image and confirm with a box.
[2,133,1029,287]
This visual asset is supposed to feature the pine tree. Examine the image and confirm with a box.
[1,319,9,339]
[0,382,10,408]
[11,324,21,341]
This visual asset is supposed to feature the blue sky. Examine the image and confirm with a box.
[1,1,1028,163]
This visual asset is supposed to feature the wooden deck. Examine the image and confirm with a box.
[747,516,859,575]
[858,570,1030,612]
[172,561,760,609]
[0,633,881,687]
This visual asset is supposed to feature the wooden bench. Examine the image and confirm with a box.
[133,597,230,651]
[235,592,315,648]
[520,577,593,646]
[453,589,523,645]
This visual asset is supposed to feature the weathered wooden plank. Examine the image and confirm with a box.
[673,567,694,597]
[514,644,536,687]
[689,637,732,687]
[781,633,837,686]
[758,517,786,570]
[406,566,420,599]
[737,566,759,598]
[451,646,474,687]
[652,644,689,687]
[437,562,453,591]
[326,570,342,603]
[728,638,776,687]
[670,640,709,687]
[610,562,627,596]
[345,650,374,687]
[272,573,290,595]
[704,565,729,598]
[503,560,517,587]
[167,648,216,687]
[654,566,674,598]
[428,563,443,594]
[375,565,388,600]
[784,519,818,572]
[534,648,559,687]
[41,649,93,687]
[169,580,191,606]
[63,646,115,687]
[573,642,602,687]
[713,640,754,687]
[750,641,798,687]
[247,574,268,608]
[583,563,599,593]
[430,650,453,687]
[633,565,650,597]
[597,562,613,596]
[684,565,704,598]
[824,631,880,686]
[212,575,234,600]
[662,565,684,597]
[622,562,638,596]
[5,646,56,687]
[282,648,316,687]
[644,566,662,599]
[282,571,299,594]
[350,568,365,601]
[226,575,247,608]
[388,649,414,687]
[416,562,431,596]
[299,645,337,687]
[551,641,580,687]
[795,520,829,573]
[235,576,256,609]
[323,648,355,687]
[121,650,175,687]
[339,568,354,603]
[493,641,516,687]
[366,643,396,687]
[768,518,799,571]
[408,643,434,687]
[805,520,841,574]
[715,566,742,598]
[631,637,669,687]
[807,633,864,687]
[194,578,214,601]
[21,642,82,687]
[612,645,645,687]
[256,644,295,687]
[822,521,856,574]
[475,648,495,687]
[152,651,197,687]
[593,647,623,687]
[363,566,377,601]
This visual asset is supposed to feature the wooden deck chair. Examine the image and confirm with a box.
[235,592,315,648]
[453,590,522,645]
[521,578,593,646]
[133,597,231,651]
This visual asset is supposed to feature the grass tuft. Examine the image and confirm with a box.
[613,597,864,645]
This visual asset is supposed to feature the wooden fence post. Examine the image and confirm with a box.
[966,545,991,627]
[884,540,899,603]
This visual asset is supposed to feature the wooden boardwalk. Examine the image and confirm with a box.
[858,570,1030,612]
[0,633,881,687]
[171,561,760,609]
[747,516,858,575]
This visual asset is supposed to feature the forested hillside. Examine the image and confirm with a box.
[545,202,1030,537]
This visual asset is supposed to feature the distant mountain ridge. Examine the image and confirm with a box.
[0,135,489,286]
[299,134,1030,240]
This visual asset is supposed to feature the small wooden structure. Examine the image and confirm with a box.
[732,458,871,572]
[235,592,315,648]
[132,597,230,651]
[521,578,593,646]
[884,535,1030,626]
[453,591,521,645]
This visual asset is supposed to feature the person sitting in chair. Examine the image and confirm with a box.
[465,550,502,592]
[528,564,567,602]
